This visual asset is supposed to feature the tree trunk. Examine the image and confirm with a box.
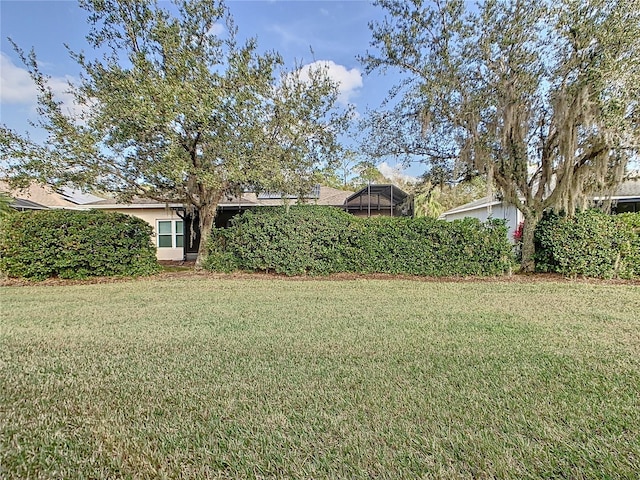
[520,211,541,273]
[195,203,217,269]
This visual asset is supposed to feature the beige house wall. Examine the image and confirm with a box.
[95,206,185,261]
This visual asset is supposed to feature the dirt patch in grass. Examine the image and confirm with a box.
[2,269,639,287]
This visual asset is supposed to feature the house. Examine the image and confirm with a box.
[83,185,414,261]
[596,177,640,213]
[82,185,359,261]
[440,196,523,241]
[1,181,412,261]
[440,177,640,241]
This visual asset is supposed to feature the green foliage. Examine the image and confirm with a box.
[362,0,640,271]
[534,210,640,278]
[614,212,640,278]
[0,192,14,220]
[205,206,513,276]
[0,209,160,280]
[1,0,350,265]
[206,206,358,275]
[413,177,488,219]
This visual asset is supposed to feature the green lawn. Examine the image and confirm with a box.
[1,278,639,478]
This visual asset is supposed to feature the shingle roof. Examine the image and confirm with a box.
[0,181,79,208]
[614,178,640,197]
[313,186,354,206]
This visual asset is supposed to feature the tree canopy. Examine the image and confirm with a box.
[0,0,350,265]
[362,0,640,271]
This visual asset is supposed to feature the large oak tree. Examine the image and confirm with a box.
[362,0,640,271]
[0,0,350,266]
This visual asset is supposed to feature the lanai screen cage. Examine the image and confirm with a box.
[343,184,413,217]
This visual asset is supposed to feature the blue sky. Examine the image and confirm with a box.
[0,0,419,180]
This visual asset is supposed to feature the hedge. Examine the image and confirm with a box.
[534,209,640,279]
[205,206,514,276]
[0,209,161,280]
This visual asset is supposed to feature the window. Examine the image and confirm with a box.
[615,201,639,214]
[157,220,183,248]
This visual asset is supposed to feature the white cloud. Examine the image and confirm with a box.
[378,162,419,184]
[1,51,84,119]
[206,23,225,37]
[297,60,362,105]
[0,52,37,104]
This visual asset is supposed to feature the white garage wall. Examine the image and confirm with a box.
[443,202,523,243]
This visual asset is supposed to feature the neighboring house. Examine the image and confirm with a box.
[441,197,523,241]
[595,177,640,214]
[440,177,640,242]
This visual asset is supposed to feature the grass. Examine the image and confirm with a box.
[1,278,639,478]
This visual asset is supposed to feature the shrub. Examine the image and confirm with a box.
[534,209,640,279]
[615,212,640,278]
[206,206,359,275]
[205,206,514,276]
[0,209,161,280]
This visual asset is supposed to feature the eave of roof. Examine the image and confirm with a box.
[87,202,184,209]
[441,196,503,216]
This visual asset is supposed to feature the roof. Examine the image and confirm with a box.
[313,185,354,206]
[85,192,255,208]
[0,181,80,209]
[86,185,354,210]
[58,187,104,205]
[9,198,49,211]
[442,177,640,217]
[441,196,500,216]
[612,177,640,198]
[244,185,353,208]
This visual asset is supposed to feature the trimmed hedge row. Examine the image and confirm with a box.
[7,206,633,281]
[205,206,514,276]
[0,210,161,280]
[535,210,640,279]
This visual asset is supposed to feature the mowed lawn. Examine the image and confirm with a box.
[1,278,639,479]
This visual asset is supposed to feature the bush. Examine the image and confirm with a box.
[206,206,359,275]
[0,209,161,280]
[205,206,514,276]
[615,212,640,278]
[534,209,640,279]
